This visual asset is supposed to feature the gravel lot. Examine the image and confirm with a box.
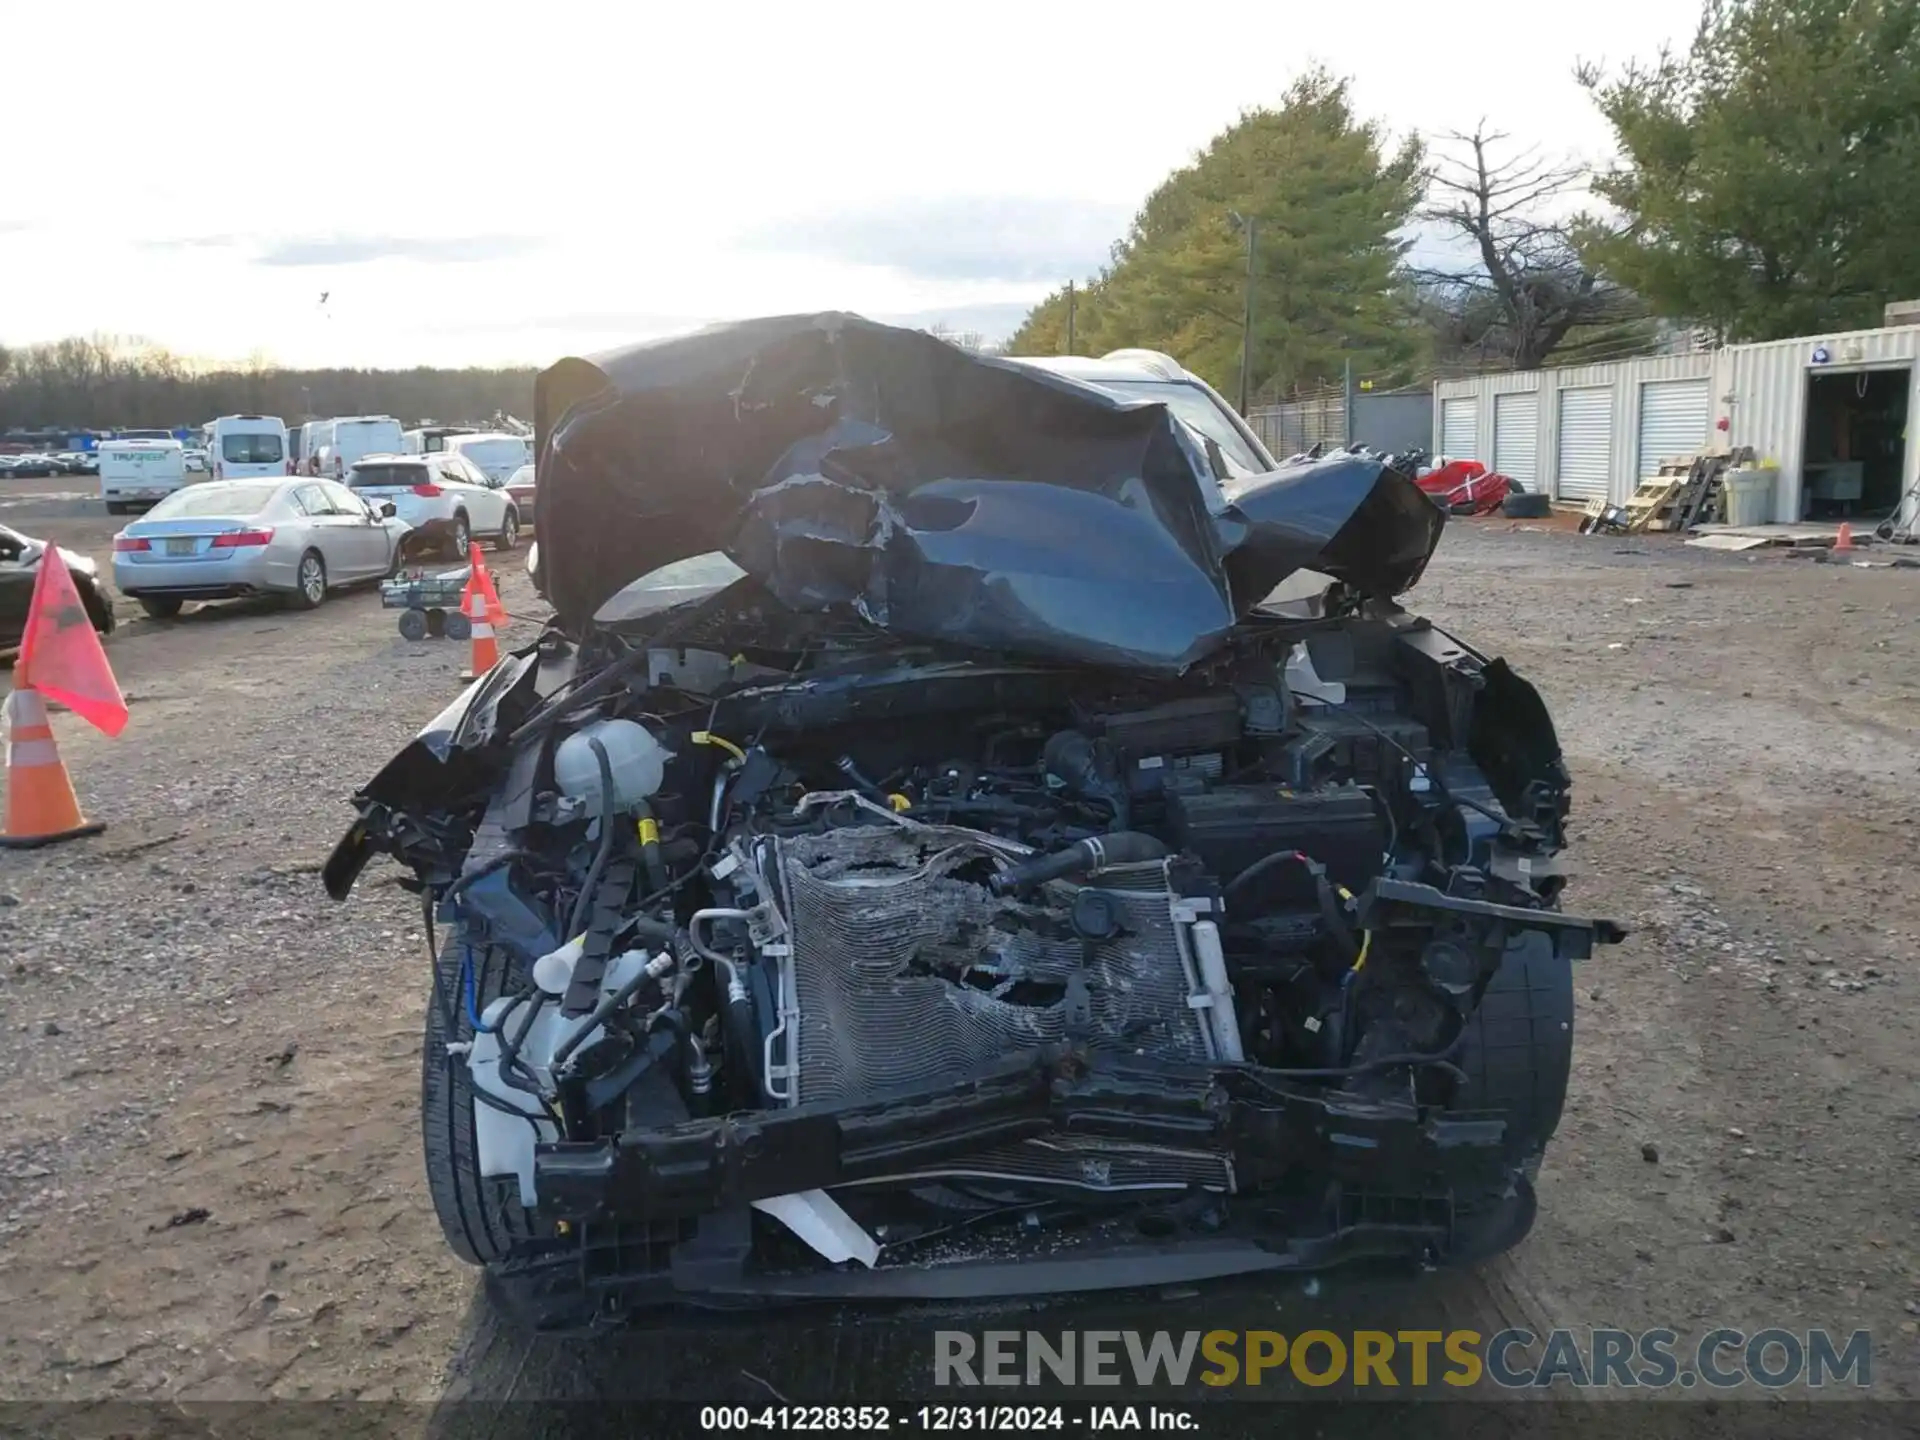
[3,479,1918,1425]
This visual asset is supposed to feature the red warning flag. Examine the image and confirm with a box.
[16,545,129,738]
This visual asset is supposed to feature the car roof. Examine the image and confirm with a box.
[186,477,292,493]
[447,431,523,444]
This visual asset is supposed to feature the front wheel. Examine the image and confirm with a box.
[1443,930,1573,1265]
[493,509,519,554]
[290,550,326,610]
[422,932,538,1266]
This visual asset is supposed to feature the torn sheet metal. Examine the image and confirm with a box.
[534,313,1444,674]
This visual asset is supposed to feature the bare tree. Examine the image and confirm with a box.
[1412,125,1642,370]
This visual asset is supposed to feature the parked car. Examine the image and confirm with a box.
[440,431,529,484]
[342,452,520,557]
[503,462,535,528]
[323,315,1623,1323]
[5,453,62,479]
[1007,348,1278,496]
[111,477,419,618]
[183,449,211,474]
[0,522,116,649]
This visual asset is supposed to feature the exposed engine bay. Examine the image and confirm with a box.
[326,587,1622,1314]
[322,315,1623,1317]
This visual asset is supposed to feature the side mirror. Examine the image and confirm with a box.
[381,501,398,518]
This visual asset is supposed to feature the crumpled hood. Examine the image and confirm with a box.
[535,313,1443,674]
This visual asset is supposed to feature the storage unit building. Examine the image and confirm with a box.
[1433,323,1920,528]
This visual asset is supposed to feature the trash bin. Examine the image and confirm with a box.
[1724,467,1777,526]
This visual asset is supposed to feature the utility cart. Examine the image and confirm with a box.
[380,567,472,641]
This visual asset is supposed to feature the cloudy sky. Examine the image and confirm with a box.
[1,1,1697,370]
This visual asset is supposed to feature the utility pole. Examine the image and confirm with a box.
[1065,280,1077,355]
[1342,358,1355,446]
[1229,212,1257,414]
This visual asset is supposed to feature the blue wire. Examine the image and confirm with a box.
[461,945,494,1033]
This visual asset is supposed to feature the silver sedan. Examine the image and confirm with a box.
[112,477,422,619]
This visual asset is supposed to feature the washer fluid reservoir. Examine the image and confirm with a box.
[554,718,671,814]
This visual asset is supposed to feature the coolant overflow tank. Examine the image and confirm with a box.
[553,719,671,814]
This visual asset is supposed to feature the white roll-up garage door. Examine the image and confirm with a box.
[1637,378,1711,477]
[1493,391,1539,489]
[1440,397,1478,461]
[1556,388,1614,500]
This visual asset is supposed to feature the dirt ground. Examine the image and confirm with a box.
[3,477,1919,1424]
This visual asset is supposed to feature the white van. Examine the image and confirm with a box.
[98,439,188,515]
[317,416,404,480]
[402,425,479,455]
[299,420,331,474]
[442,431,530,483]
[206,414,289,480]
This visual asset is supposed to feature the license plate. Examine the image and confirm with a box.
[164,538,196,556]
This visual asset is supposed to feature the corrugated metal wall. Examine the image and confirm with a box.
[1435,354,1719,506]
[1433,326,1920,523]
[1719,326,1920,523]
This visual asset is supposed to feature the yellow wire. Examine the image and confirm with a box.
[692,730,747,764]
[1351,931,1372,974]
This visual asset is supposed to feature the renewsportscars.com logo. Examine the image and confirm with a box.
[933,1328,1874,1391]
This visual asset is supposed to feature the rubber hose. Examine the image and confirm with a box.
[725,989,765,1106]
[987,831,1168,897]
[566,736,619,942]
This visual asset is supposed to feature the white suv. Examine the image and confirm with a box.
[343,452,520,558]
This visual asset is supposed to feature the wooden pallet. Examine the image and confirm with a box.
[1577,497,1632,535]
[1624,478,1683,532]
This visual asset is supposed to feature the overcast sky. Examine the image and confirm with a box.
[1,1,1697,370]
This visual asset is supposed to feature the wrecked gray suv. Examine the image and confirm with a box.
[324,314,1622,1321]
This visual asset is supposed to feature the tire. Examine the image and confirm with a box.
[493,508,519,554]
[137,595,184,620]
[448,512,471,560]
[398,607,430,641]
[1503,493,1552,519]
[443,608,473,641]
[105,501,129,516]
[422,931,539,1266]
[1455,930,1574,1167]
[291,550,326,610]
[82,584,116,636]
[1446,931,1573,1263]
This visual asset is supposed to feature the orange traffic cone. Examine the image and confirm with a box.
[0,686,105,848]
[465,543,507,628]
[457,585,500,682]
[1833,522,1856,555]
